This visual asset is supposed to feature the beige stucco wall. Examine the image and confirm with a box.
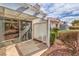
[33,20,49,45]
[32,18,41,24]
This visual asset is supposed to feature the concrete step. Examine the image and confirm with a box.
[6,44,19,56]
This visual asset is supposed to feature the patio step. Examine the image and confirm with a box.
[6,44,19,56]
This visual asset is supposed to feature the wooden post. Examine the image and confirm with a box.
[47,19,50,47]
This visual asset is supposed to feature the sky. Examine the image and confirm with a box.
[40,3,79,23]
[0,3,79,23]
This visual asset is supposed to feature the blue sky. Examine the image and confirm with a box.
[40,3,79,23]
[0,3,79,23]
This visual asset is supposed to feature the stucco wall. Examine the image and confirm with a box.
[33,21,48,44]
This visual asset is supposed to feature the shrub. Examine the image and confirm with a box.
[50,32,56,45]
[51,28,59,32]
[58,31,79,55]
[50,28,59,45]
[69,26,79,30]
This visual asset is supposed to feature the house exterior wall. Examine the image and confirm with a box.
[33,20,49,47]
[32,18,41,23]
[60,22,69,30]
[50,22,61,29]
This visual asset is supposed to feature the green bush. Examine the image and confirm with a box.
[52,28,59,32]
[50,28,59,45]
[69,26,79,30]
[50,32,56,45]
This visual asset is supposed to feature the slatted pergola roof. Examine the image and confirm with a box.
[0,6,38,20]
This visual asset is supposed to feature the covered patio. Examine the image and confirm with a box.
[0,6,37,47]
[0,6,48,56]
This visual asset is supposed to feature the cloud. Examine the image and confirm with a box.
[40,3,79,22]
[61,16,79,23]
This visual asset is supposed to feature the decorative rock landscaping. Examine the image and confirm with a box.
[41,30,79,56]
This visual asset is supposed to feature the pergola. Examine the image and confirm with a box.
[0,6,38,47]
[0,6,38,20]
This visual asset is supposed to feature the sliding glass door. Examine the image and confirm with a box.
[19,20,32,41]
[0,17,32,48]
[0,17,4,41]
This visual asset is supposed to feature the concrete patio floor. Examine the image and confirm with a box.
[6,40,48,56]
